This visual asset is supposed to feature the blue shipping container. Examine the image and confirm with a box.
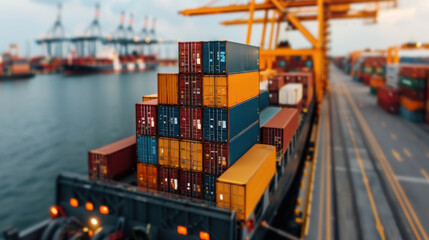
[203,174,216,202]
[157,106,180,138]
[137,135,158,165]
[202,41,259,74]
[260,90,269,111]
[399,107,424,123]
[203,97,259,142]
[260,107,282,126]
[228,120,260,165]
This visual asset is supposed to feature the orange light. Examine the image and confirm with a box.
[177,225,187,235]
[199,231,210,240]
[99,205,109,214]
[85,202,94,211]
[70,198,78,207]
[50,206,59,218]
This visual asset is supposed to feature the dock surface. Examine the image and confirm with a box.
[305,65,429,240]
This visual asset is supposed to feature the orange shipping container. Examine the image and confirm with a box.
[142,93,158,102]
[216,144,276,221]
[400,96,425,112]
[11,64,30,74]
[158,137,180,168]
[137,163,158,190]
[369,76,386,89]
[203,71,259,108]
[180,140,203,172]
[158,73,178,105]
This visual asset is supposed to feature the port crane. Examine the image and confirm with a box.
[179,0,397,103]
[36,3,66,58]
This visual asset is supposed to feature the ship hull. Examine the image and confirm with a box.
[0,73,35,80]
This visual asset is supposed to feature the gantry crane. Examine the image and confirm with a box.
[387,42,429,65]
[179,0,397,103]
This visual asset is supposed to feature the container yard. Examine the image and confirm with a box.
[1,1,429,240]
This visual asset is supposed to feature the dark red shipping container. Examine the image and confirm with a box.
[158,166,180,194]
[136,99,157,136]
[180,107,202,140]
[88,136,136,180]
[203,142,229,175]
[262,108,299,154]
[378,86,400,103]
[179,42,202,74]
[269,91,278,105]
[400,65,429,79]
[179,171,203,199]
[362,73,371,86]
[377,99,399,114]
[268,76,285,91]
[399,86,426,101]
[179,74,202,106]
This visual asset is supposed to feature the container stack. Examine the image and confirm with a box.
[135,41,261,201]
[398,65,428,123]
[274,55,313,73]
[268,72,313,109]
[361,56,386,86]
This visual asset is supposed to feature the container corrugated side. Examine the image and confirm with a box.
[179,42,203,74]
[158,137,180,168]
[158,73,178,105]
[261,108,299,153]
[137,163,158,190]
[203,120,260,174]
[137,135,158,165]
[202,72,259,108]
[179,107,202,140]
[136,99,157,136]
[158,166,180,194]
[180,140,203,172]
[88,136,136,180]
[179,74,202,106]
[202,41,259,74]
[203,97,259,143]
[260,90,269,111]
[216,144,276,221]
[157,106,180,138]
[399,77,426,90]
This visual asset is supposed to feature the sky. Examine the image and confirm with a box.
[0,0,427,57]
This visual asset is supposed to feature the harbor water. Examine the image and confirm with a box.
[0,67,175,230]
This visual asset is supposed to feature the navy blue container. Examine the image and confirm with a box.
[202,41,259,74]
[260,90,269,111]
[137,135,158,165]
[228,120,260,165]
[203,97,259,142]
[399,107,424,123]
[203,174,216,202]
[260,107,282,126]
[157,106,180,138]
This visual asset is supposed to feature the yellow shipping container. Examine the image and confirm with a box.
[180,140,203,172]
[158,137,180,168]
[142,93,158,102]
[158,73,178,105]
[216,144,276,221]
[203,71,259,108]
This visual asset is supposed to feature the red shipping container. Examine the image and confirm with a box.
[180,107,202,140]
[268,76,285,91]
[179,74,202,106]
[400,65,429,79]
[158,167,180,194]
[377,99,399,114]
[262,108,299,154]
[179,171,203,199]
[399,86,426,101]
[136,99,157,136]
[378,86,400,104]
[137,163,158,190]
[88,136,136,180]
[362,73,371,86]
[179,42,202,74]
[203,142,228,175]
[269,91,278,105]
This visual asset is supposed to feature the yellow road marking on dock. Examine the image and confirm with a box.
[343,103,386,240]
[381,121,386,127]
[390,133,397,141]
[421,169,429,181]
[403,148,413,159]
[392,150,403,162]
[340,80,428,240]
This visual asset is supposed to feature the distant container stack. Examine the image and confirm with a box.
[398,65,428,123]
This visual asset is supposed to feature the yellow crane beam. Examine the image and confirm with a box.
[179,0,393,16]
[221,11,378,25]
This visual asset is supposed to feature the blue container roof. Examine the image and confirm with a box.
[260,107,282,127]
